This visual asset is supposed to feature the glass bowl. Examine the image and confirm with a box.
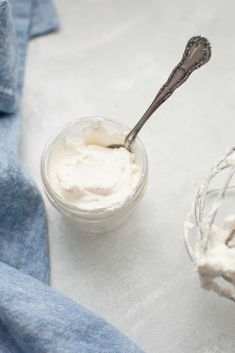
[41,117,148,233]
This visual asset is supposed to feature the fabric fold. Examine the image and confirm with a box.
[0,262,144,353]
[30,0,59,38]
[0,0,18,113]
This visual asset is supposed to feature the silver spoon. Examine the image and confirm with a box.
[108,36,211,150]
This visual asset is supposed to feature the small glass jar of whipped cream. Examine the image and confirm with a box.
[41,117,148,233]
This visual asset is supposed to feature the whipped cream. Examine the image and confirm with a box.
[195,215,235,299]
[196,217,235,274]
[48,119,141,211]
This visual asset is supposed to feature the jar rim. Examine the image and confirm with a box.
[41,117,148,218]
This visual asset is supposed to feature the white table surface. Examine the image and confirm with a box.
[21,0,235,352]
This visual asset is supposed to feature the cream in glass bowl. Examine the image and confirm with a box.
[41,117,148,233]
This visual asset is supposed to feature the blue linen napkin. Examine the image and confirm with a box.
[0,1,144,352]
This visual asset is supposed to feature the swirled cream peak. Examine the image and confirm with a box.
[48,120,141,210]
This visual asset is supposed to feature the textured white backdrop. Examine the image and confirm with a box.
[21,1,235,352]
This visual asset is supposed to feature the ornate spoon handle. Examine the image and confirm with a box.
[125,36,211,150]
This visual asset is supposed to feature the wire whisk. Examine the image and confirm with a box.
[184,146,235,302]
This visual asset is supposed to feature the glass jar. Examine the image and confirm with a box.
[41,117,148,233]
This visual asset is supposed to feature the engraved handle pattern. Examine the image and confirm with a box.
[125,36,211,149]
